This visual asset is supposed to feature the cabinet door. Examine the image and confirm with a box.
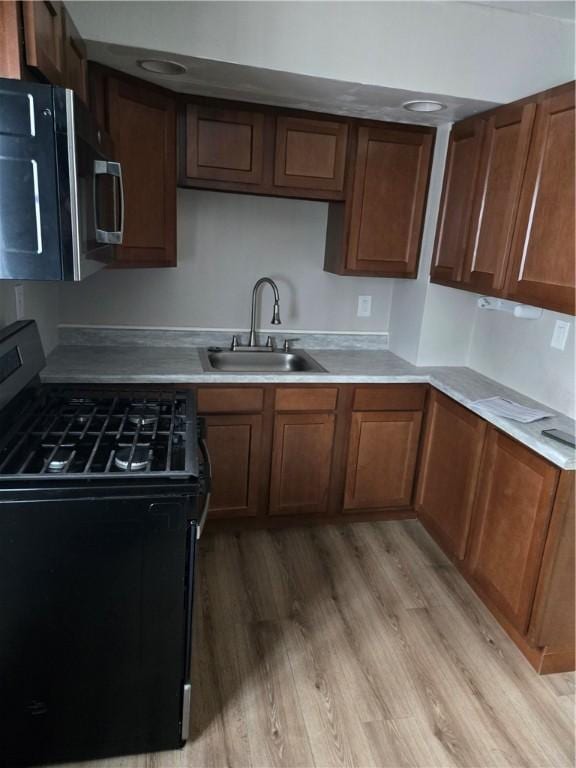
[416,391,486,560]
[466,429,559,634]
[23,0,65,85]
[344,411,422,510]
[186,104,265,184]
[204,415,263,519]
[62,7,87,102]
[274,116,348,192]
[269,413,335,516]
[431,118,485,285]
[346,126,433,276]
[0,1,21,79]
[463,102,536,294]
[105,74,177,267]
[505,86,575,314]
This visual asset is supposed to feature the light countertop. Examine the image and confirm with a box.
[43,345,576,470]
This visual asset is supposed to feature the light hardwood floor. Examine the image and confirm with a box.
[59,521,575,768]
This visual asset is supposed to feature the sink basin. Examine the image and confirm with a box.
[198,348,327,373]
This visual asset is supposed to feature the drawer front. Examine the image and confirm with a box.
[197,387,264,413]
[352,385,427,412]
[275,387,338,412]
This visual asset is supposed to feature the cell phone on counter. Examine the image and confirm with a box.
[541,428,576,449]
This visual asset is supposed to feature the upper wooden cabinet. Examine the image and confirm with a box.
[463,102,536,294]
[90,66,177,268]
[431,118,485,286]
[325,125,434,277]
[0,1,21,79]
[431,81,575,314]
[2,1,87,100]
[465,429,559,635]
[185,104,265,185]
[416,391,487,560]
[505,85,576,315]
[22,0,65,85]
[180,100,350,201]
[274,116,348,192]
[61,6,87,103]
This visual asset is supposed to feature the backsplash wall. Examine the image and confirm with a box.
[0,281,60,353]
[59,190,394,335]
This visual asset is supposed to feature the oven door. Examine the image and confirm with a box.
[56,89,124,281]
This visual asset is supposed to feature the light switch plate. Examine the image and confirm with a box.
[551,320,570,351]
[357,295,372,317]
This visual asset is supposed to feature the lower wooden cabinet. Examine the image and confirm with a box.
[269,413,335,516]
[344,410,422,510]
[465,429,559,635]
[416,390,486,559]
[203,414,263,519]
[195,383,573,672]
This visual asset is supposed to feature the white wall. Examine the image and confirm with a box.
[469,308,576,418]
[59,190,393,334]
[0,282,60,353]
[68,1,575,103]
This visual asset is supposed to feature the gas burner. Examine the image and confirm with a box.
[128,406,160,427]
[114,446,150,472]
[46,448,75,473]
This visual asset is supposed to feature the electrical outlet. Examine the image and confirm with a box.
[14,284,24,320]
[357,295,372,317]
[551,320,570,351]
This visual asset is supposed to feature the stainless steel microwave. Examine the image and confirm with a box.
[0,78,123,281]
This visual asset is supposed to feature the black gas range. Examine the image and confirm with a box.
[0,321,211,767]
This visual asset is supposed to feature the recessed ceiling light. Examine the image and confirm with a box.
[137,59,187,75]
[402,100,446,113]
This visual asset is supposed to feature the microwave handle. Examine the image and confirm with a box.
[94,160,124,245]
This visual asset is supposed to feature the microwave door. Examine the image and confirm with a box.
[0,79,64,281]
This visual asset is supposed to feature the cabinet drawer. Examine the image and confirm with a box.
[275,387,338,412]
[197,387,264,413]
[352,385,427,412]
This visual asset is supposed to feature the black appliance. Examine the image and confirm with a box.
[0,321,211,767]
[0,77,123,281]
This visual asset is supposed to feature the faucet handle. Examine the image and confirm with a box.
[265,335,275,350]
[283,338,300,352]
[230,335,239,351]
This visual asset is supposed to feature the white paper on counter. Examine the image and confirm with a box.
[470,396,553,423]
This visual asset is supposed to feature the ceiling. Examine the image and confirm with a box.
[88,41,497,127]
[466,1,576,21]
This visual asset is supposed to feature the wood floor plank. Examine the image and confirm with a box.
[47,521,575,768]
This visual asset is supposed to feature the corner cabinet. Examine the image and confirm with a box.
[465,430,559,636]
[90,66,177,268]
[431,80,575,315]
[416,390,486,560]
[505,85,575,314]
[430,118,485,286]
[325,125,434,277]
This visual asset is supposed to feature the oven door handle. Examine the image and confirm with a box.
[197,436,212,539]
[94,160,124,245]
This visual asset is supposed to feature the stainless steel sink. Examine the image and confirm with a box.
[198,348,327,373]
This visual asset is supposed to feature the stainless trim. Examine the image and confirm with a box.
[197,437,212,539]
[181,683,192,740]
[94,160,124,245]
[65,90,82,281]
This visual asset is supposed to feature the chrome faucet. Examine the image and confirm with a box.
[247,277,282,347]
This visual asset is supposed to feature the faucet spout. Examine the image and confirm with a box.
[249,277,282,347]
